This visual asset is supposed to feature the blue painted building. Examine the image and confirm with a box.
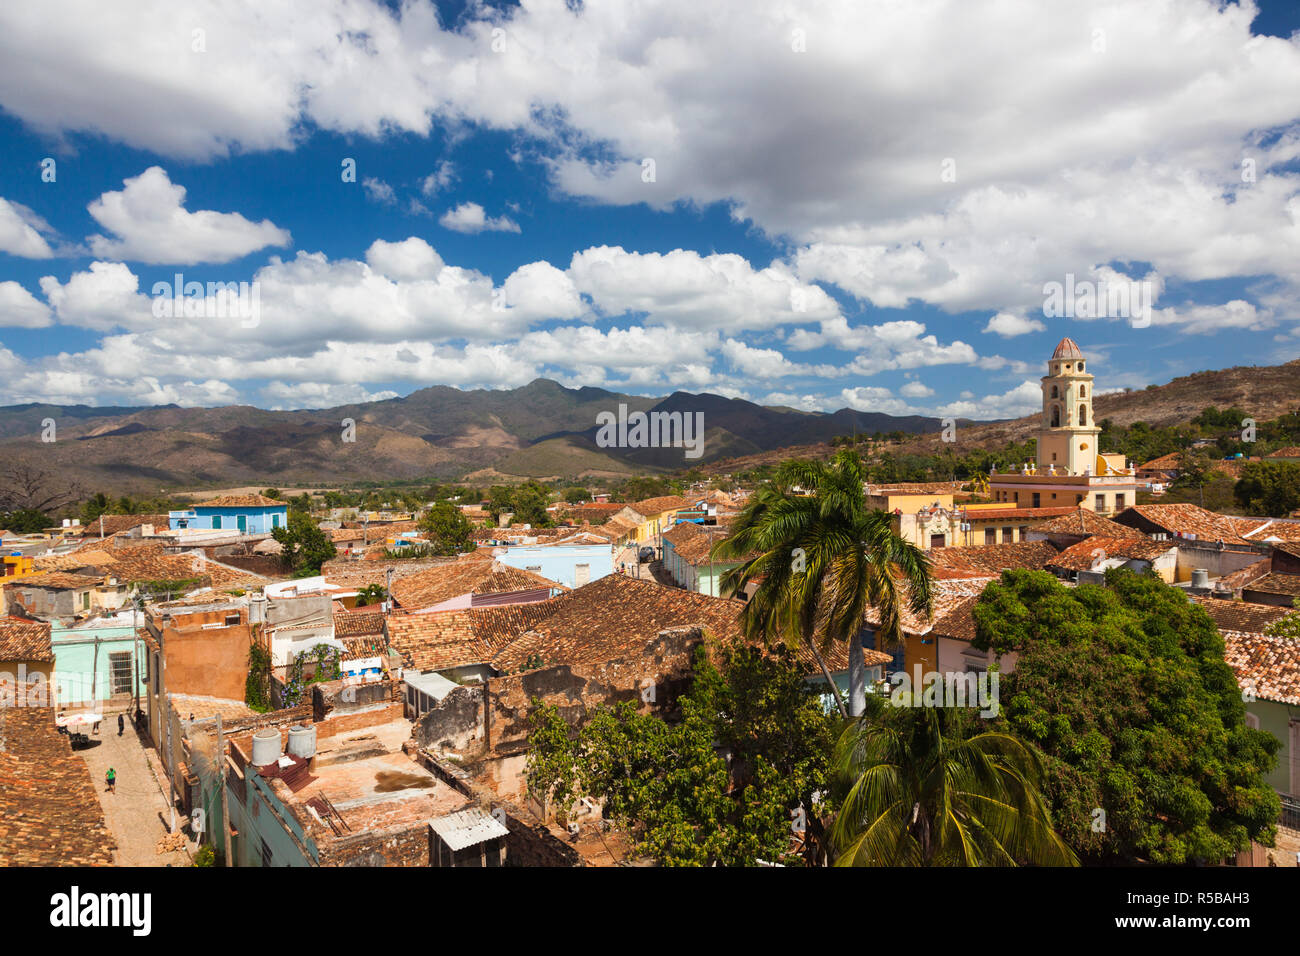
[51,612,147,708]
[170,494,288,534]
[495,543,613,590]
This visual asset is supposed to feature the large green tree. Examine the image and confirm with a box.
[715,448,932,719]
[1234,461,1300,517]
[972,568,1280,863]
[526,643,839,866]
[831,704,1077,866]
[418,500,473,555]
[271,511,337,576]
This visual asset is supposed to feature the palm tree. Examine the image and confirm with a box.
[831,707,1078,866]
[968,471,991,497]
[713,449,933,719]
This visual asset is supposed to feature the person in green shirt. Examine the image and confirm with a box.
[106,767,116,793]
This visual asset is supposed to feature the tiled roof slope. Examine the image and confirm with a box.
[1115,504,1265,546]
[0,618,53,662]
[0,706,116,865]
[927,540,1060,577]
[1047,536,1174,572]
[388,601,559,671]
[491,574,743,672]
[1191,596,1295,634]
[390,563,564,611]
[1033,507,1148,539]
[1222,631,1300,706]
[197,494,287,508]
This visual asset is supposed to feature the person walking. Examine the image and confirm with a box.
[117,713,125,736]
[106,767,116,794]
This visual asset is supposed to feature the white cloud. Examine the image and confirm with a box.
[421,161,456,196]
[0,281,53,328]
[935,381,1042,420]
[86,167,290,265]
[439,202,521,234]
[569,246,840,332]
[0,197,54,258]
[362,177,397,206]
[899,380,934,398]
[983,312,1046,338]
[839,386,919,417]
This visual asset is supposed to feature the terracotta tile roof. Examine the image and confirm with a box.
[1047,536,1175,572]
[388,601,559,671]
[1115,504,1264,546]
[168,694,256,722]
[673,527,753,565]
[1052,336,1083,359]
[1241,520,1300,544]
[0,618,53,663]
[321,557,460,590]
[1274,541,1300,561]
[389,562,565,611]
[70,514,170,537]
[627,495,689,517]
[491,574,744,672]
[333,609,385,637]
[1191,596,1295,635]
[1033,507,1148,539]
[661,522,706,548]
[928,540,1060,577]
[339,633,388,661]
[0,706,116,865]
[863,576,996,636]
[3,570,102,590]
[1243,573,1300,599]
[1222,630,1300,705]
[1137,452,1182,471]
[197,494,287,508]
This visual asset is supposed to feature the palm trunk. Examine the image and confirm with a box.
[807,633,848,719]
[847,629,866,717]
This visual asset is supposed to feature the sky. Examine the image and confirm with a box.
[0,0,1297,421]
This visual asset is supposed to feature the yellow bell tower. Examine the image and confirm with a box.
[1036,337,1101,476]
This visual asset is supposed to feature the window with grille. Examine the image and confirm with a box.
[109,652,133,696]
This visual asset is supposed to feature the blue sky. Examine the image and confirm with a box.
[0,0,1297,419]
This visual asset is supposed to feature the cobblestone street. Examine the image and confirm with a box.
[74,717,192,867]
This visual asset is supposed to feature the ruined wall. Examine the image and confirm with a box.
[317,821,431,867]
[412,748,581,867]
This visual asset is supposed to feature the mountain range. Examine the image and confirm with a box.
[0,379,945,494]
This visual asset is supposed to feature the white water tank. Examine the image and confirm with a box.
[251,728,282,766]
[1191,569,1210,589]
[287,724,317,759]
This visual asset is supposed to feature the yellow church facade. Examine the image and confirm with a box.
[990,337,1141,515]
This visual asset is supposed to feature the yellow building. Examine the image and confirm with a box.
[1,553,36,582]
[990,338,1140,515]
[870,484,1076,550]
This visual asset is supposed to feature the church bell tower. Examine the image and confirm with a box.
[1036,337,1101,476]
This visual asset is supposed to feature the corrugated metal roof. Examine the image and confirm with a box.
[429,806,509,851]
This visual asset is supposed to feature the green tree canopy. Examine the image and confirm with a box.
[271,511,337,576]
[526,643,839,866]
[971,568,1280,863]
[1234,461,1300,517]
[418,500,473,555]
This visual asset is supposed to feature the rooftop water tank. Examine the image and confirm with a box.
[1191,569,1210,589]
[286,724,317,759]
[251,728,282,767]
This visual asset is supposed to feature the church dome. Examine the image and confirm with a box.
[1052,337,1084,359]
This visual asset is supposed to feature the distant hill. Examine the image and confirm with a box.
[0,379,949,494]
